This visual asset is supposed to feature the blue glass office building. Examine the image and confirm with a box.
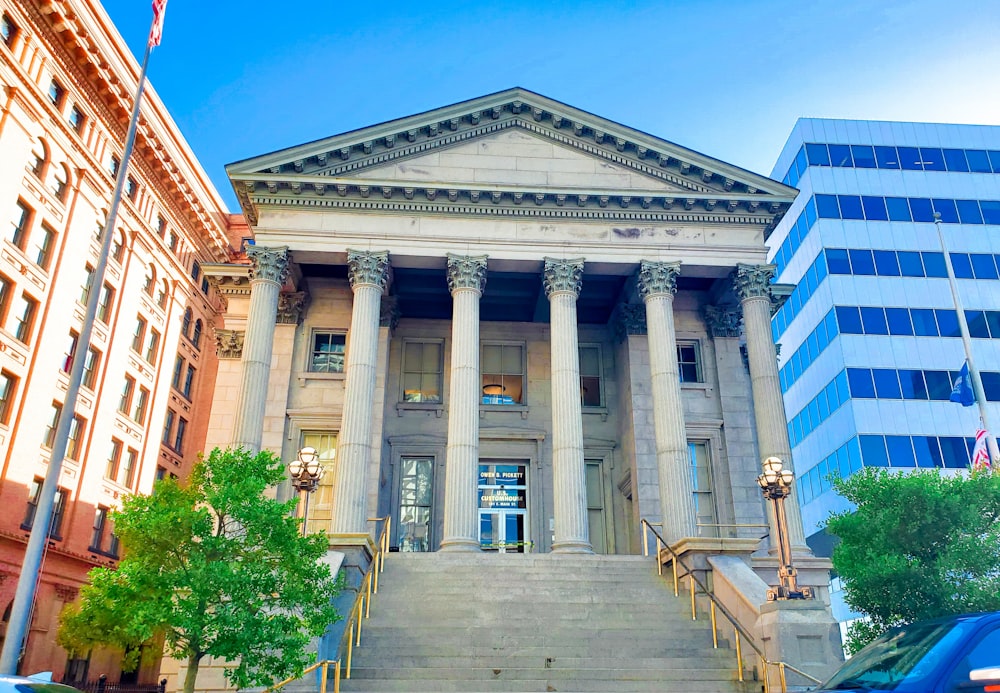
[767,120,1000,619]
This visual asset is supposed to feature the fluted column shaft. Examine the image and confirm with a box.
[232,246,288,452]
[441,255,488,551]
[733,263,808,551]
[544,258,592,554]
[639,261,698,544]
[331,250,390,536]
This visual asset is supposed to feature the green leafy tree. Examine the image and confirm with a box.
[59,447,341,693]
[826,466,1000,653]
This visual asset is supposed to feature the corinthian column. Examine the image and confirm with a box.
[732,263,808,552]
[440,254,488,552]
[639,261,697,544]
[231,246,288,452]
[330,250,390,536]
[544,258,592,554]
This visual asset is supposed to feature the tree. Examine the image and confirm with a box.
[826,466,1000,653]
[59,447,341,693]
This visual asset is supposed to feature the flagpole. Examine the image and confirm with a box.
[0,37,155,676]
[934,212,1000,464]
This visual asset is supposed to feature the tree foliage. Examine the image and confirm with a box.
[826,466,1000,653]
[59,447,341,693]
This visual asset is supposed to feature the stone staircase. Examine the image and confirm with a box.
[335,552,760,693]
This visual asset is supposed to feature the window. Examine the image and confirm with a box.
[201,276,210,295]
[191,261,200,282]
[105,439,122,479]
[108,154,120,178]
[133,387,149,425]
[579,345,603,407]
[143,265,156,296]
[62,330,78,373]
[43,402,61,448]
[68,105,84,133]
[1,13,18,47]
[677,342,702,383]
[47,79,65,107]
[22,478,67,539]
[66,415,85,461]
[191,320,202,349]
[97,282,114,323]
[162,409,175,445]
[118,376,135,414]
[0,370,17,425]
[33,224,56,270]
[131,316,146,352]
[182,365,195,399]
[689,442,717,538]
[11,293,38,343]
[310,331,346,373]
[157,279,169,309]
[9,199,31,249]
[30,141,47,178]
[0,273,10,322]
[90,507,117,555]
[145,328,160,363]
[168,231,178,252]
[482,342,525,404]
[111,232,125,262]
[171,355,184,389]
[401,341,442,402]
[181,308,192,337]
[173,417,188,453]
[50,166,68,202]
[125,176,137,201]
[156,215,167,237]
[80,264,95,304]
[122,448,137,488]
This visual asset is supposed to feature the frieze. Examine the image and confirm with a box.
[731,263,777,301]
[246,246,289,284]
[446,254,488,295]
[276,291,309,325]
[703,305,743,338]
[611,304,647,342]
[542,258,584,298]
[347,250,391,291]
[215,329,245,359]
[637,261,681,299]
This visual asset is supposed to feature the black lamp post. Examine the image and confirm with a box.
[289,446,324,535]
[757,456,813,600]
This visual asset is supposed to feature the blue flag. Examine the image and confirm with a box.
[950,363,975,407]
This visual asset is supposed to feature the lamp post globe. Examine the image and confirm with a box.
[757,457,813,601]
[289,446,324,535]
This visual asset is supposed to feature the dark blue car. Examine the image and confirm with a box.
[813,612,1000,692]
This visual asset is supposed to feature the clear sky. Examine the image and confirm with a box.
[100,0,1000,212]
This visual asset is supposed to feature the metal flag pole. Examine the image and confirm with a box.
[0,33,157,675]
[933,212,1000,464]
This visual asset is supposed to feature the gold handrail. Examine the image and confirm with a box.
[639,519,822,692]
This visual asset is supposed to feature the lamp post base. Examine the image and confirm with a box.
[767,584,815,601]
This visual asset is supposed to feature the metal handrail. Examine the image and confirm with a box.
[640,519,822,692]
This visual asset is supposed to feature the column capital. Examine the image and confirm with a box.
[347,249,390,292]
[703,305,743,338]
[276,291,309,325]
[542,257,584,298]
[611,303,647,342]
[638,260,681,300]
[446,254,488,295]
[732,263,777,301]
[246,245,289,284]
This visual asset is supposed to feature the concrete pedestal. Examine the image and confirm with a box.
[756,599,843,689]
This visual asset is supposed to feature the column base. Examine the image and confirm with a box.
[439,538,481,552]
[551,540,594,554]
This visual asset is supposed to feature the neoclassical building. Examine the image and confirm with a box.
[212,88,821,568]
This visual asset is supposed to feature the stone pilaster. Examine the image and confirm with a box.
[543,258,592,554]
[440,254,488,552]
[732,263,808,552]
[638,260,698,545]
[276,291,309,325]
[330,250,390,536]
[231,246,288,452]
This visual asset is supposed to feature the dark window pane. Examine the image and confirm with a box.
[838,195,864,220]
[826,248,852,274]
[861,196,889,221]
[935,309,960,337]
[908,198,934,222]
[950,253,974,279]
[898,369,928,400]
[990,151,1000,173]
[956,199,984,224]
[980,200,1000,225]
[860,307,888,335]
[836,306,864,334]
[898,146,923,170]
[940,437,969,468]
[847,368,876,398]
[983,372,1000,402]
[925,371,953,400]
[885,435,916,467]
[931,198,959,223]
[860,435,890,466]
[921,252,948,278]
[986,311,1000,338]
[943,148,969,172]
[793,146,807,180]
[829,144,853,167]
[805,143,830,166]
[913,436,943,467]
[971,254,998,280]
[816,194,841,219]
[873,250,900,276]
[966,310,990,338]
[911,308,939,336]
[885,197,912,221]
[851,145,877,168]
[966,149,991,173]
[875,146,900,169]
[872,368,901,398]
[897,251,925,277]
[849,249,876,275]
[919,147,945,171]
[885,307,913,335]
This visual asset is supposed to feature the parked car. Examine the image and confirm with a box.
[0,675,80,693]
[812,611,1000,692]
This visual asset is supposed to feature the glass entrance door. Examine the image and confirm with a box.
[478,463,527,553]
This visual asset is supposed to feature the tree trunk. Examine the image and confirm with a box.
[182,652,201,693]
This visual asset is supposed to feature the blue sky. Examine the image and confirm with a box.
[100,0,1000,212]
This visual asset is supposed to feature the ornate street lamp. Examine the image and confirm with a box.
[289,446,324,535]
[757,456,813,600]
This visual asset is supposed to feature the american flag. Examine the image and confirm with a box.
[148,0,168,47]
[972,428,991,470]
